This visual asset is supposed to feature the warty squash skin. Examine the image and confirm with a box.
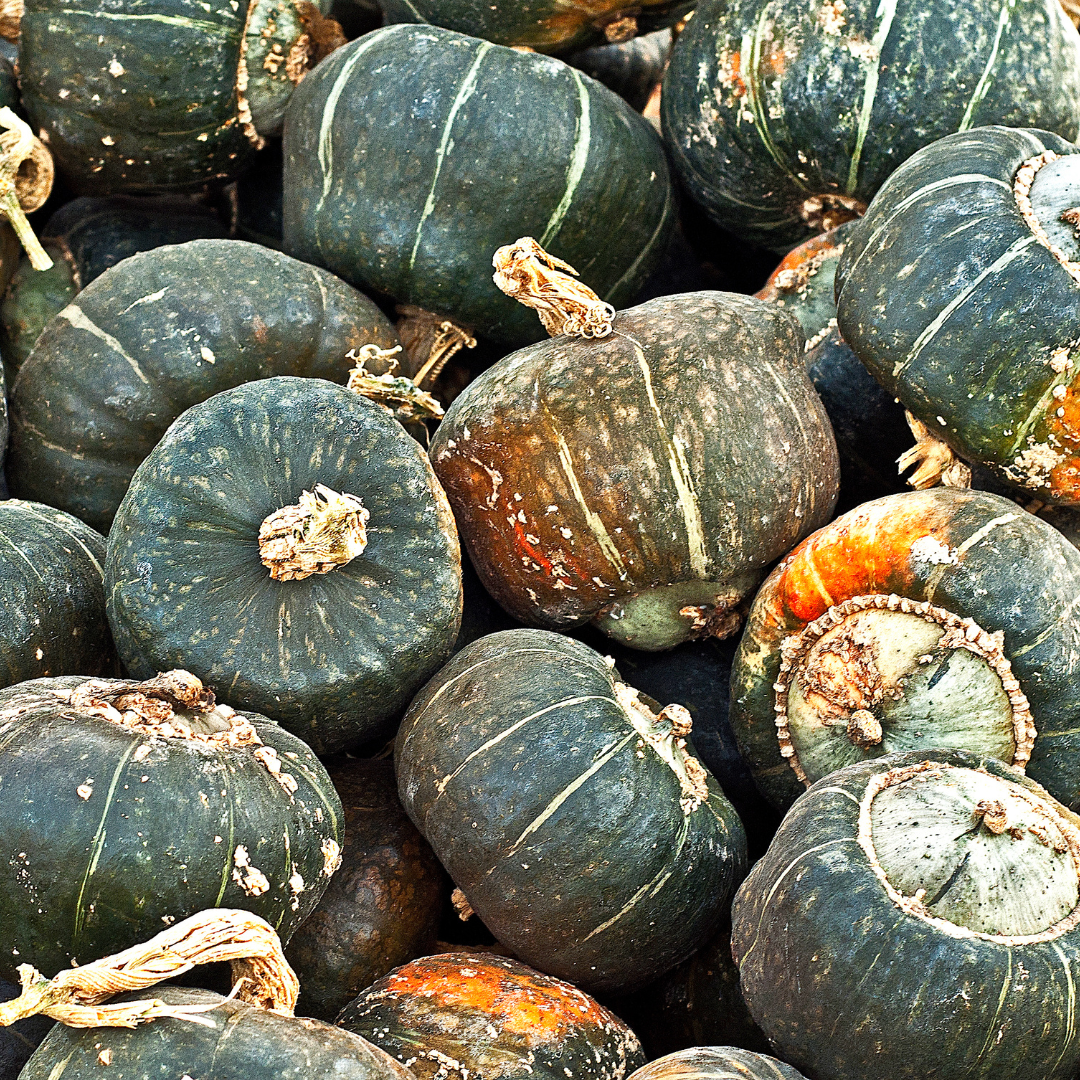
[627,1048,806,1080]
[106,377,462,755]
[836,126,1080,506]
[338,953,647,1080]
[395,628,748,994]
[0,671,342,982]
[731,488,1080,812]
[661,0,1080,250]
[732,748,1080,1080]
[8,239,397,534]
[282,26,675,346]
[429,292,839,651]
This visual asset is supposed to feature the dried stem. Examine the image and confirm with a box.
[346,344,445,422]
[396,305,477,389]
[898,411,972,489]
[0,108,54,270]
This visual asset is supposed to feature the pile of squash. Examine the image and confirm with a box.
[2,0,1080,1077]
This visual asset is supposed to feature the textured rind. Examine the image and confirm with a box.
[8,239,397,534]
[339,953,647,1080]
[569,30,672,113]
[836,126,1080,506]
[19,0,258,193]
[395,628,748,994]
[105,377,463,755]
[282,26,675,346]
[19,987,414,1080]
[0,500,117,690]
[731,748,1080,1080]
[428,292,839,636]
[0,675,343,982]
[661,0,1080,250]
[626,1047,806,1080]
[730,488,1080,811]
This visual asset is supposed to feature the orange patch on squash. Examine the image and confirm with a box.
[755,229,845,301]
[1045,378,1080,501]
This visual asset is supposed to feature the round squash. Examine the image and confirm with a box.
[429,292,839,651]
[627,1048,807,1080]
[0,499,116,689]
[0,670,342,981]
[569,30,672,113]
[106,376,462,755]
[731,488,1080,812]
[732,748,1080,1080]
[339,953,647,1080]
[282,25,675,346]
[8,238,397,533]
[836,125,1080,506]
[662,0,1080,250]
[396,628,748,994]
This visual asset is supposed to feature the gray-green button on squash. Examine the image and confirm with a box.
[627,1048,807,1080]
[282,25,675,347]
[661,0,1080,251]
[105,376,462,755]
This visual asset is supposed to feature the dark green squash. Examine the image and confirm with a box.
[282,26,675,346]
[429,292,839,651]
[627,1048,806,1080]
[7,238,397,533]
[0,670,342,981]
[732,748,1080,1080]
[106,376,462,755]
[836,126,1080,506]
[395,628,748,994]
[731,488,1080,813]
[0,499,117,689]
[285,759,447,1021]
[662,0,1080,250]
[568,30,672,113]
[339,952,647,1080]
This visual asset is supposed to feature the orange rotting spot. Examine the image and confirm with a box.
[721,51,747,99]
[754,230,845,301]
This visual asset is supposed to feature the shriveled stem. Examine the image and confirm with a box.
[346,344,445,422]
[0,108,54,271]
[898,411,972,489]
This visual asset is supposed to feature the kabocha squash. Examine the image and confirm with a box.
[429,292,839,651]
[106,376,462,755]
[395,628,748,994]
[661,0,1080,250]
[0,499,116,689]
[338,952,647,1080]
[731,488,1080,812]
[285,759,446,1020]
[0,672,342,982]
[282,26,675,346]
[627,1048,806,1080]
[732,748,1080,1080]
[8,238,397,533]
[836,126,1080,506]
[569,30,672,113]
[18,0,343,194]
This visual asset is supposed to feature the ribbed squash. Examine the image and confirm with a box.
[627,1048,806,1080]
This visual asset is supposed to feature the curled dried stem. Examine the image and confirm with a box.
[492,236,615,339]
[346,344,445,423]
[0,0,20,41]
[0,108,54,270]
[396,305,477,389]
[898,411,972,490]
[0,909,298,1029]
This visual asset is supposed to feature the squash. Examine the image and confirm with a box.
[282,26,675,346]
[732,748,1080,1080]
[106,376,462,755]
[18,0,343,194]
[285,759,446,1021]
[338,952,647,1080]
[627,1048,807,1080]
[0,499,116,689]
[569,30,672,113]
[0,671,342,982]
[395,628,747,994]
[429,291,839,651]
[731,488,1080,813]
[661,0,1080,250]
[836,125,1080,506]
[7,238,397,533]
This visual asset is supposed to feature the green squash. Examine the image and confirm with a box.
[732,748,1080,1080]
[0,670,342,982]
[627,1048,806,1080]
[0,499,117,689]
[836,125,1080,506]
[395,628,748,994]
[106,376,462,755]
[569,30,672,112]
[429,292,839,651]
[7,238,397,534]
[282,25,675,346]
[662,0,1080,250]
[338,953,647,1080]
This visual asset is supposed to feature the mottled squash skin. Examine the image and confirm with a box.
[662,0,1080,250]
[282,26,675,346]
[429,292,839,651]
[20,987,413,1080]
[627,1048,806,1080]
[338,953,647,1080]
